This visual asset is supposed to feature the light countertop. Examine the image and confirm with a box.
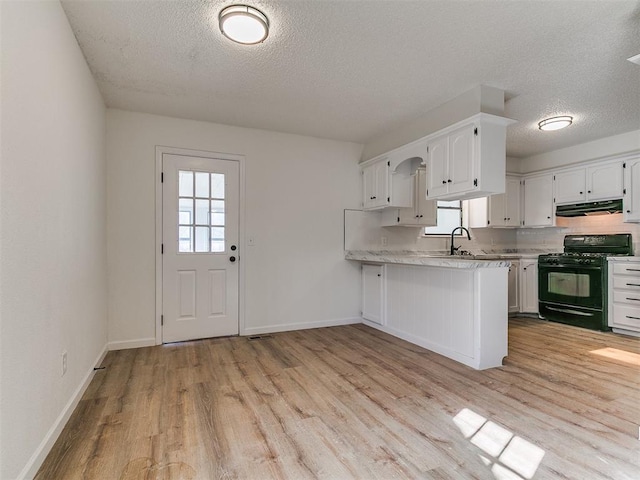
[345,250,510,269]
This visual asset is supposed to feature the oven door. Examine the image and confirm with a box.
[538,263,607,330]
[539,263,603,309]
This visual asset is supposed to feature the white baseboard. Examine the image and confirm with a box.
[18,345,108,480]
[108,337,156,350]
[242,317,361,336]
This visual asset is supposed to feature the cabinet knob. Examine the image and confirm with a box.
[419,215,423,218]
[377,273,381,277]
[442,180,447,184]
[627,210,631,213]
[415,215,419,218]
[524,267,527,270]
[447,179,452,183]
[588,190,591,193]
[579,191,582,194]
[547,216,551,219]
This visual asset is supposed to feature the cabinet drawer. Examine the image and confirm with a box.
[611,263,640,276]
[612,275,640,291]
[612,290,640,305]
[611,304,640,330]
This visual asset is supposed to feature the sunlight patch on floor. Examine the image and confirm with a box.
[453,408,545,480]
[589,347,640,366]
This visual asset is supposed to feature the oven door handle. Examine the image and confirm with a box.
[544,306,595,317]
[538,265,601,271]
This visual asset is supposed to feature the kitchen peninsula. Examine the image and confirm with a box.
[346,251,510,370]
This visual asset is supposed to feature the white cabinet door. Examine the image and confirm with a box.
[382,169,437,227]
[362,264,384,324]
[523,174,554,227]
[448,124,476,194]
[587,161,623,201]
[373,160,389,208]
[362,163,376,209]
[624,158,640,222]
[554,169,585,205]
[426,134,449,198]
[508,260,519,313]
[488,192,507,227]
[519,260,539,313]
[488,175,520,227]
[362,160,389,210]
[504,176,521,226]
[415,168,437,225]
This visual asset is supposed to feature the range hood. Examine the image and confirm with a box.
[556,199,623,217]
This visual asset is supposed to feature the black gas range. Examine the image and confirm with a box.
[538,234,633,331]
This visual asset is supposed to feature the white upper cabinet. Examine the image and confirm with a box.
[362,159,390,210]
[361,142,425,211]
[522,173,555,227]
[554,161,623,205]
[554,169,585,205]
[623,158,640,222]
[426,114,514,201]
[468,175,521,228]
[381,168,437,227]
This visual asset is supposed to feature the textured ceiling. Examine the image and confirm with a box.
[60,0,640,159]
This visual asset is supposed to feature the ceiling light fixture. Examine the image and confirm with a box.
[538,116,573,131]
[219,5,269,45]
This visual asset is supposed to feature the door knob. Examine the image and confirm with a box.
[229,256,236,263]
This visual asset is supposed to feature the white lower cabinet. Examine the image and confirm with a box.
[519,259,539,314]
[360,262,508,370]
[608,260,640,336]
[508,260,519,313]
[623,158,640,222]
[362,263,384,325]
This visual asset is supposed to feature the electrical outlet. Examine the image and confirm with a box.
[61,351,67,377]
[381,236,388,246]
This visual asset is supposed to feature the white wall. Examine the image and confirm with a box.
[361,85,505,161]
[0,2,107,479]
[518,129,640,174]
[106,109,363,344]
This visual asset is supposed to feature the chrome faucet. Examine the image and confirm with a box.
[450,226,471,255]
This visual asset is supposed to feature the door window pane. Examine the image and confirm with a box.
[210,200,225,225]
[179,171,193,197]
[195,226,209,252]
[211,227,225,252]
[195,172,209,198]
[211,173,225,198]
[179,226,193,253]
[195,199,209,225]
[178,199,193,225]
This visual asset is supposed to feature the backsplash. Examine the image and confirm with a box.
[344,209,517,254]
[345,209,639,254]
[518,213,640,254]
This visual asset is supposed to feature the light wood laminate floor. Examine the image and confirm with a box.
[37,318,640,480]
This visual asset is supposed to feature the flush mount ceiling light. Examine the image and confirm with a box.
[538,116,573,131]
[219,5,269,45]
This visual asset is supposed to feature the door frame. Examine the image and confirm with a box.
[155,145,246,345]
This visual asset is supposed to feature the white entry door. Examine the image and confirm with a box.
[162,153,239,343]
